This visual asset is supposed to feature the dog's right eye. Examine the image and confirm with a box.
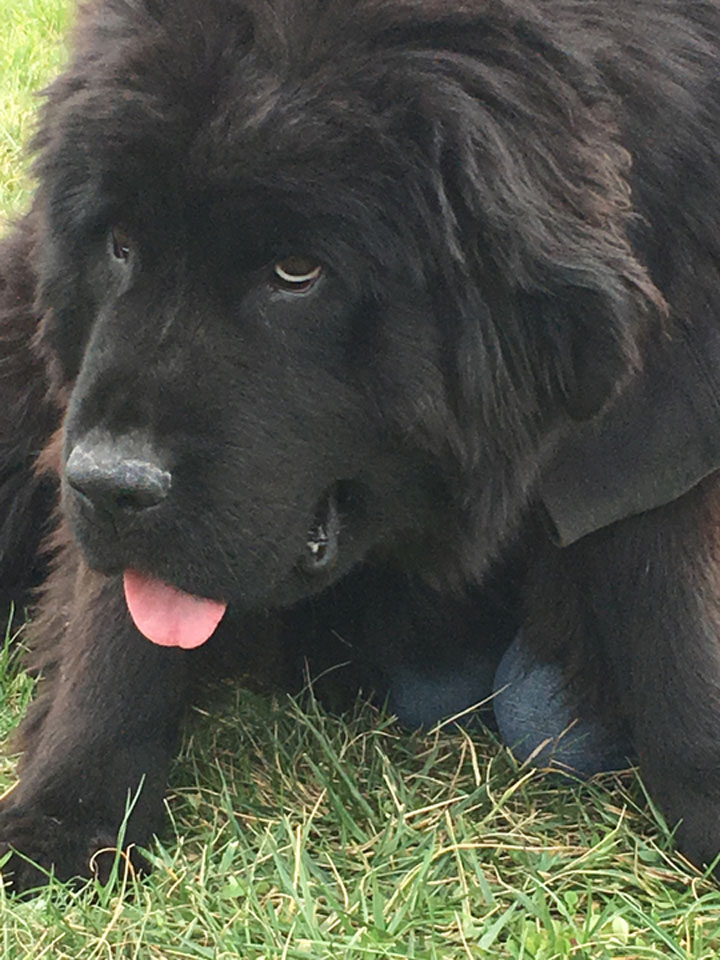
[273,256,322,292]
[110,226,131,261]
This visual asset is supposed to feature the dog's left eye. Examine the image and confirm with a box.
[273,257,322,292]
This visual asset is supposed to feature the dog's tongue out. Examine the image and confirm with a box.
[123,569,227,649]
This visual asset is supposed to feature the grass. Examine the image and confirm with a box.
[2,620,720,958]
[0,0,71,222]
[2,2,720,957]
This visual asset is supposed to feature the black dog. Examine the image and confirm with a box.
[2,0,720,890]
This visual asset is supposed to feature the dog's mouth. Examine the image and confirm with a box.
[122,484,355,650]
[299,488,341,574]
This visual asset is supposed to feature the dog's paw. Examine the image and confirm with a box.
[674,813,720,878]
[0,804,142,894]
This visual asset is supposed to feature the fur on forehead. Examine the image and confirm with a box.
[32,0,663,432]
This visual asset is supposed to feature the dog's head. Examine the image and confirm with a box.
[31,0,663,643]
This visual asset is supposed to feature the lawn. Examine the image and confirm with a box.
[0,0,70,221]
[1,2,720,957]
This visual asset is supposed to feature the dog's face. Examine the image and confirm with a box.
[55,198,443,611]
[32,0,661,628]
[38,100,453,614]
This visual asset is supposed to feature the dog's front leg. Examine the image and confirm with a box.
[525,479,720,874]
[0,552,192,892]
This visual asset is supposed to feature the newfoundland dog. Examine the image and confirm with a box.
[2,0,720,889]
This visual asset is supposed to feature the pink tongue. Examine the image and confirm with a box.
[123,569,227,649]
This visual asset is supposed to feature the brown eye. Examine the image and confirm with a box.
[273,256,322,292]
[111,226,131,261]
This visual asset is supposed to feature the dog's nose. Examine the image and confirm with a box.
[65,432,171,518]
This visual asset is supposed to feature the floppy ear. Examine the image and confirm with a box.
[395,27,666,423]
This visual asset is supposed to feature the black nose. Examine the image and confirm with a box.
[65,431,171,519]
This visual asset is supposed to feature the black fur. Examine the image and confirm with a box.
[1,0,720,889]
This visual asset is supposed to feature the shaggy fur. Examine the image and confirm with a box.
[2,0,720,889]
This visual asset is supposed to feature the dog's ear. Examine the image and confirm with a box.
[395,30,666,423]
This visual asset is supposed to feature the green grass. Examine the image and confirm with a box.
[0,0,71,222]
[3,2,720,957]
[2,629,720,959]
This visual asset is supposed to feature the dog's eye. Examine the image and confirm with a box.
[111,226,131,261]
[273,256,322,292]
